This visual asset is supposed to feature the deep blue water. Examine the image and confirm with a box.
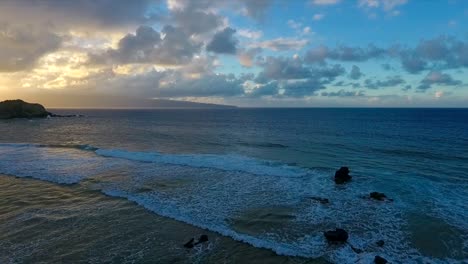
[0,108,467,263]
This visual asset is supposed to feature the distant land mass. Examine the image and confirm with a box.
[2,93,237,109]
[143,99,237,109]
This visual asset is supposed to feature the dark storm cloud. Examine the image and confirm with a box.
[364,75,405,89]
[0,24,62,72]
[0,0,159,29]
[349,65,363,80]
[206,27,239,54]
[417,71,462,90]
[90,25,201,65]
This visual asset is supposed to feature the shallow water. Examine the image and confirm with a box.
[0,108,467,263]
[0,175,321,264]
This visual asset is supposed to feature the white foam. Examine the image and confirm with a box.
[95,148,307,177]
[0,143,466,263]
[0,144,112,184]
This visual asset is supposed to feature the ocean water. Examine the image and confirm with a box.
[0,108,467,263]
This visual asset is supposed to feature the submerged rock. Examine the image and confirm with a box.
[183,238,195,248]
[376,240,385,247]
[48,113,84,118]
[334,167,352,184]
[308,196,330,204]
[374,255,388,264]
[195,234,209,245]
[370,192,388,201]
[184,235,209,248]
[324,228,349,243]
[0,99,49,119]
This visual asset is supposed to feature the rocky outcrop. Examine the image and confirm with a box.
[374,256,388,264]
[308,196,330,204]
[324,228,348,243]
[376,240,385,247]
[334,167,352,184]
[370,192,392,201]
[183,234,209,249]
[0,99,50,119]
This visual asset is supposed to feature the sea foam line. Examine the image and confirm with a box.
[95,148,308,178]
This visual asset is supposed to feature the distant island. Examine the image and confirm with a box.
[143,99,237,109]
[0,99,237,119]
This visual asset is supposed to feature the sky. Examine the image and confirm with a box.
[0,0,467,108]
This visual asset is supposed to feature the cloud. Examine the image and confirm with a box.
[349,65,363,80]
[157,73,245,97]
[253,56,345,97]
[171,9,223,35]
[305,44,385,63]
[381,63,393,71]
[90,25,201,65]
[252,38,309,51]
[0,0,158,30]
[304,36,468,75]
[313,13,325,21]
[238,48,262,67]
[255,57,312,83]
[237,29,263,39]
[321,89,366,97]
[417,71,462,90]
[238,0,274,20]
[281,79,326,97]
[287,20,302,30]
[364,75,405,89]
[303,27,312,35]
[328,45,386,61]
[206,27,238,54]
[311,0,341,5]
[358,0,408,13]
[0,24,62,72]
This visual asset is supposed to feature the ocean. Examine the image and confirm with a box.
[0,108,467,263]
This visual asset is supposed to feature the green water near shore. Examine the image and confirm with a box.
[0,175,325,264]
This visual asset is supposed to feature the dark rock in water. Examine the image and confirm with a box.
[324,228,349,243]
[48,113,84,118]
[334,167,352,184]
[309,196,330,204]
[350,245,363,253]
[370,192,388,201]
[376,240,385,247]
[183,238,195,248]
[195,234,209,245]
[0,99,49,119]
[374,256,388,264]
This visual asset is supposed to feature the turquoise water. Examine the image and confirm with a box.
[0,108,467,263]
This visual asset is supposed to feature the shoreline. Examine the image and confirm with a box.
[0,174,323,264]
